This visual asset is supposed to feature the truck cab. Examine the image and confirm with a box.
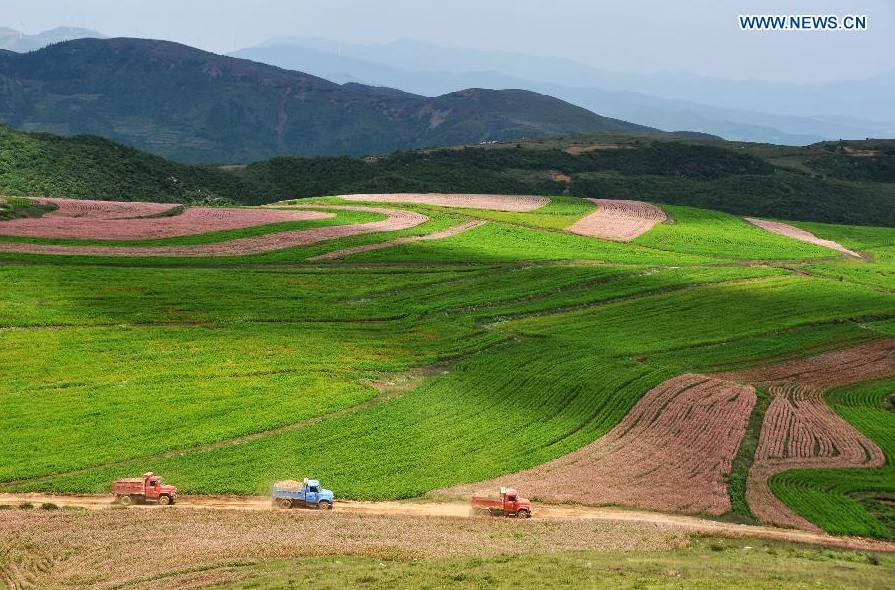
[272,478,334,509]
[498,487,531,518]
[144,474,178,504]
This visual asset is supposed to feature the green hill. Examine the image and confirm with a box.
[2,124,894,226]
[0,38,658,163]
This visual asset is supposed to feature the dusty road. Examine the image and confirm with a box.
[3,492,893,554]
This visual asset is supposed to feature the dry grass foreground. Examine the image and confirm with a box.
[1,507,687,589]
[0,205,428,257]
[340,193,550,212]
[439,340,895,531]
[567,198,667,241]
[0,197,335,240]
[744,218,861,258]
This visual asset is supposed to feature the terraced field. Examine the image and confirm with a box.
[2,193,894,546]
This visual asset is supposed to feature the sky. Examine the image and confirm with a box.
[2,0,894,82]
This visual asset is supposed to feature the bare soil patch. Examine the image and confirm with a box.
[719,339,895,530]
[341,193,549,212]
[311,220,485,261]
[438,374,756,516]
[564,144,632,155]
[744,218,861,258]
[0,197,335,240]
[28,197,178,219]
[567,198,667,241]
[0,206,428,257]
[549,171,572,183]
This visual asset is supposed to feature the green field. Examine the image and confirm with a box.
[2,196,895,542]
[196,541,895,590]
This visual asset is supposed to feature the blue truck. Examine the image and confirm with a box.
[271,479,334,510]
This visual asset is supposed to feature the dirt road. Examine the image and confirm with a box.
[3,492,893,553]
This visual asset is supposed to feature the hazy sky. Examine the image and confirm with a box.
[3,0,894,82]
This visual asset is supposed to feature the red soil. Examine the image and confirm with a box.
[311,219,486,261]
[567,199,667,241]
[0,206,428,257]
[30,197,179,219]
[439,374,756,515]
[0,197,334,240]
[744,218,861,258]
[341,193,549,212]
[719,339,895,530]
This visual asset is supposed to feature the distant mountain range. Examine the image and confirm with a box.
[231,37,895,145]
[0,26,105,52]
[0,37,662,163]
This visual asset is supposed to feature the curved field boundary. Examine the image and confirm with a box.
[0,206,428,257]
[567,199,667,241]
[0,197,335,240]
[341,193,549,212]
[438,374,756,516]
[310,220,486,261]
[744,218,861,258]
[719,339,895,531]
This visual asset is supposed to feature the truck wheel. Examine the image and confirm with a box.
[319,501,332,510]
[157,495,170,506]
[280,499,293,509]
[120,495,133,506]
[515,509,531,519]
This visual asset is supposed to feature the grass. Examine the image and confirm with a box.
[724,388,772,524]
[10,268,894,499]
[635,205,836,260]
[1,198,895,539]
[347,206,841,265]
[194,540,895,590]
[0,196,56,220]
[770,377,895,539]
[332,195,597,230]
[788,220,895,290]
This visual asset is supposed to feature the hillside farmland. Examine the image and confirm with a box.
[1,193,894,560]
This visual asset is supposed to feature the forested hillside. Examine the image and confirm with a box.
[2,124,894,226]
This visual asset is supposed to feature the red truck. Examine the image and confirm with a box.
[111,472,178,505]
[470,487,532,518]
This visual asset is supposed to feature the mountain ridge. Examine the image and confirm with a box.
[0,37,658,163]
[232,37,895,144]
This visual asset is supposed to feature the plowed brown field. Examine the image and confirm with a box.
[437,341,895,532]
[0,206,428,257]
[719,339,895,530]
[311,220,486,260]
[438,375,756,515]
[744,218,861,258]
[0,197,334,240]
[25,197,179,218]
[341,193,549,212]
[567,199,667,241]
